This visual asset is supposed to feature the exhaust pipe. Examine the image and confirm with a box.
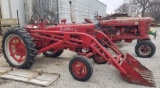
[69,1,76,23]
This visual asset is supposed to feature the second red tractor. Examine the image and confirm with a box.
[84,12,156,58]
[98,17,156,58]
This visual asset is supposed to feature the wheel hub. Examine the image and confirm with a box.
[8,36,26,63]
[139,45,151,55]
[72,61,87,78]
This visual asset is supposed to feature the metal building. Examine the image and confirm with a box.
[0,0,106,26]
[58,0,107,23]
[0,0,25,26]
[24,0,106,23]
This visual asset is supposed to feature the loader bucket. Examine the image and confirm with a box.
[120,53,156,87]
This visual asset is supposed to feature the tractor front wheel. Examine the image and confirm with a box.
[43,49,63,58]
[2,28,36,69]
[135,40,156,58]
[69,56,93,81]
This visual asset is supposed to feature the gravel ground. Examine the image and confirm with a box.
[0,27,159,88]
[0,36,2,50]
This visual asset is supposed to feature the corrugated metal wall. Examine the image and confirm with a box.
[24,0,33,23]
[58,0,106,23]
[1,0,25,26]
[25,0,106,24]
[31,0,59,24]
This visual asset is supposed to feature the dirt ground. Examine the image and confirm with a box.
[0,27,159,88]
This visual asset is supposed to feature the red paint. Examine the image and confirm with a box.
[22,18,155,87]
[9,36,26,63]
[72,60,87,78]
[99,17,152,43]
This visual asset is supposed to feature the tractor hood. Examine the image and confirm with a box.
[100,17,152,26]
[44,23,95,36]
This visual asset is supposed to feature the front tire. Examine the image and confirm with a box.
[135,40,156,58]
[2,28,36,69]
[69,56,93,81]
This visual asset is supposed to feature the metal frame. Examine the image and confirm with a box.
[23,21,156,86]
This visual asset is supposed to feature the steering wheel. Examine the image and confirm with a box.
[29,13,41,24]
[94,11,98,21]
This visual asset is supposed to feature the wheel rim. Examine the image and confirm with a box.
[139,44,151,56]
[5,34,27,66]
[94,55,106,63]
[72,60,87,78]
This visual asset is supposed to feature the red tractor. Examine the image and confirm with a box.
[100,17,155,58]
[1,16,156,87]
[92,12,156,58]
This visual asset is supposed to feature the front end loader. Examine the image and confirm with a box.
[1,17,156,87]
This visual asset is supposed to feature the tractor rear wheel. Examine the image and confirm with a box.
[92,54,106,64]
[69,56,93,81]
[2,28,36,69]
[135,40,156,58]
[43,49,63,58]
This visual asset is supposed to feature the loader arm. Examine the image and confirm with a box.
[30,30,155,87]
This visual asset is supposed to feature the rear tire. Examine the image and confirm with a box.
[2,28,36,69]
[69,56,93,81]
[135,40,156,58]
[137,39,141,44]
[43,49,63,58]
